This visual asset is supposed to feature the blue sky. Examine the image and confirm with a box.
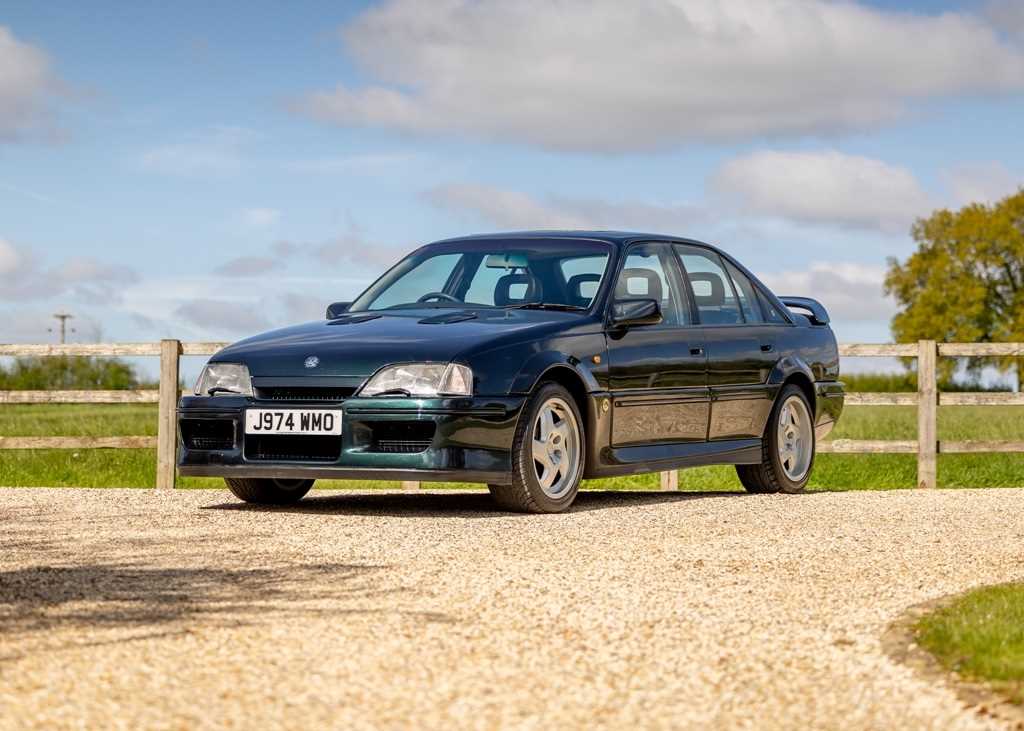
[1,0,1022,366]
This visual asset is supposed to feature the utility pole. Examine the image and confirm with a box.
[49,312,75,344]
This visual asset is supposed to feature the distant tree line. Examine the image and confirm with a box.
[0,357,149,390]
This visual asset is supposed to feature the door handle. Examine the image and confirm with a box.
[690,347,704,356]
[760,343,774,352]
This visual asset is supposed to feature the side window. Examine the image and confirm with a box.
[673,245,743,325]
[724,260,763,324]
[757,289,790,324]
[613,244,689,327]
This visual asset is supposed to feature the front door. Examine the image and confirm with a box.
[606,242,709,447]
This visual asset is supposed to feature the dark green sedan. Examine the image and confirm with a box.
[178,231,844,512]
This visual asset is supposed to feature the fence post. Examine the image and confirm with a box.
[156,339,181,490]
[917,339,937,489]
[659,471,678,491]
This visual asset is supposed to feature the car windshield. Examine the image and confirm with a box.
[349,240,612,312]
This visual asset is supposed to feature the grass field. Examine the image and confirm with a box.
[916,583,1024,704]
[1,403,1022,490]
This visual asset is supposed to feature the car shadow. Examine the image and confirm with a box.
[0,560,451,662]
[201,489,749,517]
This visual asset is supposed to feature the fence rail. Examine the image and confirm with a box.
[2,340,1021,491]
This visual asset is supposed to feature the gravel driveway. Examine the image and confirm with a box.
[1,487,1022,730]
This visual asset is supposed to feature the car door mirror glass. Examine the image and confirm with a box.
[326,301,351,319]
[611,298,662,327]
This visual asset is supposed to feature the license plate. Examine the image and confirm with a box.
[245,409,342,436]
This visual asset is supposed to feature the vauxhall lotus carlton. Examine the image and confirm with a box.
[178,232,844,512]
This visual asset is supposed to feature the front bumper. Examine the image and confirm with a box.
[177,394,527,484]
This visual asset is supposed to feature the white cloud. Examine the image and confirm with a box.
[138,126,257,176]
[941,161,1021,206]
[241,207,281,228]
[425,185,590,229]
[985,0,1024,39]
[425,183,705,232]
[280,292,326,323]
[51,258,138,305]
[274,227,411,270]
[214,255,278,277]
[0,26,64,143]
[761,261,894,323]
[297,0,1024,151]
[711,150,932,233]
[285,152,418,174]
[0,238,138,305]
[176,299,272,335]
[0,237,21,275]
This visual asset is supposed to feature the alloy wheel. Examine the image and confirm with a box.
[531,397,582,498]
[777,395,813,482]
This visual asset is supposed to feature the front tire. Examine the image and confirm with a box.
[225,478,314,504]
[736,384,815,495]
[488,383,585,513]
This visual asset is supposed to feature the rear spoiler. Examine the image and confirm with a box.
[779,296,830,326]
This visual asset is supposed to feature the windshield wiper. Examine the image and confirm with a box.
[504,302,587,312]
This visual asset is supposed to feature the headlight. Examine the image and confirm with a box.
[194,363,253,396]
[361,362,473,397]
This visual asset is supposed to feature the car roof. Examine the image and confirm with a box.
[430,230,721,252]
[423,230,786,313]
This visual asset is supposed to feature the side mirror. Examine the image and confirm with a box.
[611,298,662,328]
[326,301,352,320]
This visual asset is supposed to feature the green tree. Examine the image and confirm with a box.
[0,356,142,390]
[885,189,1024,385]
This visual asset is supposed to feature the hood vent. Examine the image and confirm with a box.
[418,311,478,325]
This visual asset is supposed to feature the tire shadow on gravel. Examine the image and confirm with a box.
[0,562,451,649]
[201,489,747,517]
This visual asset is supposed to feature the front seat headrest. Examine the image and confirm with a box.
[615,268,663,303]
[494,271,542,306]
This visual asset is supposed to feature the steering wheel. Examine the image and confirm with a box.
[417,292,461,303]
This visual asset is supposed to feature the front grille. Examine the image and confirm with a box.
[255,386,356,402]
[244,434,342,462]
[367,421,436,454]
[181,419,235,450]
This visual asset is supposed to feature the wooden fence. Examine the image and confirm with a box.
[660,340,1024,489]
[2,340,1022,491]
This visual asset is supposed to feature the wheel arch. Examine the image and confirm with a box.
[531,364,590,421]
[767,356,817,412]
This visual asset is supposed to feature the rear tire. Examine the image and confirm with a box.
[488,383,585,513]
[736,384,815,495]
[225,478,314,504]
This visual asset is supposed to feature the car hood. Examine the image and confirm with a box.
[212,308,592,378]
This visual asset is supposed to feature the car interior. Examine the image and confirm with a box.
[688,272,742,324]
[469,253,609,308]
[493,271,543,306]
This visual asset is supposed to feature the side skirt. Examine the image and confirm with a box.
[586,438,763,478]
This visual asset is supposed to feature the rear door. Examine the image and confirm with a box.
[605,242,709,447]
[673,244,776,441]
